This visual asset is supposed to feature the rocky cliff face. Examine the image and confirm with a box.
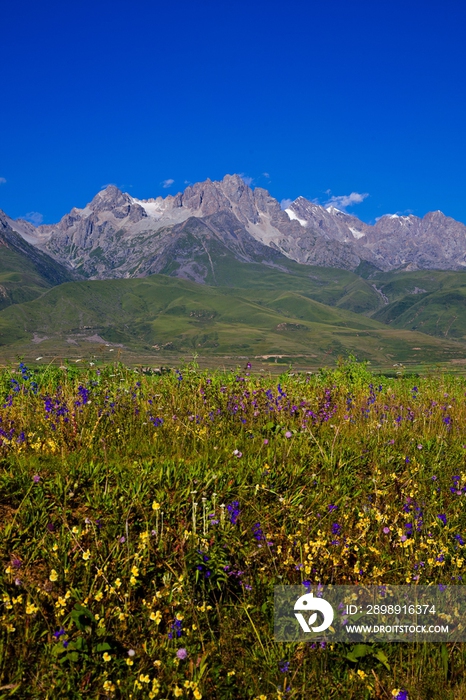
[0,211,74,285]
[5,175,466,281]
[357,211,466,270]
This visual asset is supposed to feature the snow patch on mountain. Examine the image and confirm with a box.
[284,208,307,227]
[349,227,365,239]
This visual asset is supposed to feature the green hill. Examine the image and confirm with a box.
[0,214,75,310]
[168,251,384,315]
[373,287,466,342]
[0,274,464,366]
[369,269,466,303]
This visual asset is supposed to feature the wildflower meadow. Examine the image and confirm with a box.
[1,357,466,699]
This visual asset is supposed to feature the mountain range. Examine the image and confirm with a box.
[5,174,466,281]
[1,174,466,367]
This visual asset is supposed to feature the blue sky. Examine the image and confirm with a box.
[1,0,465,226]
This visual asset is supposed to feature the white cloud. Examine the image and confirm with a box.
[23,211,44,225]
[161,179,175,188]
[239,173,254,186]
[280,198,293,210]
[262,172,270,179]
[0,177,6,185]
[324,191,369,211]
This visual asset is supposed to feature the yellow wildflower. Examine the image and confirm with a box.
[150,610,162,624]
[82,549,91,561]
[95,591,103,601]
[152,501,161,511]
[49,570,58,582]
[173,687,183,697]
[103,652,111,662]
[103,680,115,692]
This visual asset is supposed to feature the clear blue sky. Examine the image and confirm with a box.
[1,0,465,226]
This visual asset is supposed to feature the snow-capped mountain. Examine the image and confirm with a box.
[4,174,466,282]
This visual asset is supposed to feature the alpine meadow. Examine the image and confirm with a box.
[3,0,466,697]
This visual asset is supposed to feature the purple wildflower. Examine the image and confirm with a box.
[253,522,264,542]
[226,501,241,525]
[168,618,183,639]
[395,691,408,700]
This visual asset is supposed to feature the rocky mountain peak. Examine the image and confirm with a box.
[89,185,132,213]
[423,210,447,224]
[5,175,466,279]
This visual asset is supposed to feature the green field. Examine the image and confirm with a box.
[1,358,466,698]
[0,273,465,371]
[1,247,466,374]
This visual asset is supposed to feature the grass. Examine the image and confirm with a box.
[0,248,58,312]
[1,356,466,698]
[373,288,466,342]
[1,274,466,367]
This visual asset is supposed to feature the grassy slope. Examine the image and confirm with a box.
[0,247,58,310]
[192,249,383,315]
[371,269,466,302]
[371,270,466,342]
[0,274,464,365]
[0,231,76,312]
[374,288,466,342]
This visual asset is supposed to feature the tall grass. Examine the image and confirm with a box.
[1,357,466,699]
